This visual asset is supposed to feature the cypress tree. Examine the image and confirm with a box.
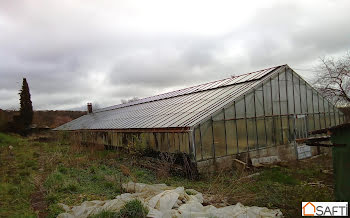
[19,78,33,128]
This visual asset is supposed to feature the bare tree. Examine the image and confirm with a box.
[314,52,350,106]
[121,97,139,104]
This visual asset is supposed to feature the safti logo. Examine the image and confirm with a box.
[303,202,316,216]
[302,202,348,216]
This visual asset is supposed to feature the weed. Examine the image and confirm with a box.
[46,192,59,204]
[258,167,300,185]
[115,199,148,218]
[88,200,148,218]
[47,204,65,218]
[89,210,118,218]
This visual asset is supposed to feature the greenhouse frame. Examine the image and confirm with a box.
[56,65,346,169]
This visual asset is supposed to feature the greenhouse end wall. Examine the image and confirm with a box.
[192,67,345,168]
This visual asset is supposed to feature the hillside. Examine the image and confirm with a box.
[0,110,86,129]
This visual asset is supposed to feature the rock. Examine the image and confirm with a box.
[57,212,74,218]
[8,145,13,150]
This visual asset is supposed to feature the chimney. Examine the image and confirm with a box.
[87,103,92,114]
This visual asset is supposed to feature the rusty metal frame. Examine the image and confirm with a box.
[65,127,190,133]
[244,95,249,150]
[278,72,283,143]
[234,101,239,153]
[254,89,259,150]
[223,108,228,155]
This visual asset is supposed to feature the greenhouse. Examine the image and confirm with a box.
[55,65,346,168]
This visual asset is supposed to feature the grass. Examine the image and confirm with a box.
[0,132,335,218]
[89,199,148,218]
[0,132,23,147]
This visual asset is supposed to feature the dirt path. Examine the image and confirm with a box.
[30,168,48,217]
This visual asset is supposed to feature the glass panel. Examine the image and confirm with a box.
[236,119,248,152]
[179,133,184,153]
[308,114,315,131]
[194,127,202,160]
[213,120,226,157]
[265,117,274,146]
[289,116,295,141]
[325,114,331,128]
[307,86,314,114]
[180,133,189,154]
[257,117,266,148]
[279,72,288,115]
[159,133,168,152]
[246,92,255,117]
[224,104,235,120]
[295,116,307,139]
[235,98,245,118]
[149,133,157,150]
[313,91,319,113]
[272,76,280,115]
[200,120,213,159]
[320,113,325,129]
[168,133,175,153]
[156,133,163,151]
[314,114,321,130]
[324,100,329,113]
[340,111,345,124]
[300,81,307,114]
[330,112,335,127]
[213,112,226,157]
[225,120,237,155]
[281,116,289,144]
[263,81,272,115]
[335,112,339,125]
[293,76,301,114]
[174,133,180,152]
[287,71,295,114]
[247,118,257,150]
[273,116,282,145]
[255,85,264,116]
[318,95,324,113]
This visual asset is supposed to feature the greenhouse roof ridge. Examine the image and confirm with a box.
[94,64,286,114]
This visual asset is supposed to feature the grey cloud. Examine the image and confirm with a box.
[1,0,350,110]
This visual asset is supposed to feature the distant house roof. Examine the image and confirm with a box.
[55,65,285,131]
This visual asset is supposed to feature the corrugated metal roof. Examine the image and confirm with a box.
[55,65,285,130]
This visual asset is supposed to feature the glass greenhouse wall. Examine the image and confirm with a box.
[193,68,345,161]
[69,130,192,154]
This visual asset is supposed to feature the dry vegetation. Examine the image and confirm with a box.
[0,132,334,217]
[0,110,86,130]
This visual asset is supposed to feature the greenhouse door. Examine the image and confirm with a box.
[293,114,308,139]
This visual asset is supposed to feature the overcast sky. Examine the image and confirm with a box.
[1,0,350,110]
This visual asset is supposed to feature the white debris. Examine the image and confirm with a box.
[57,182,283,218]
